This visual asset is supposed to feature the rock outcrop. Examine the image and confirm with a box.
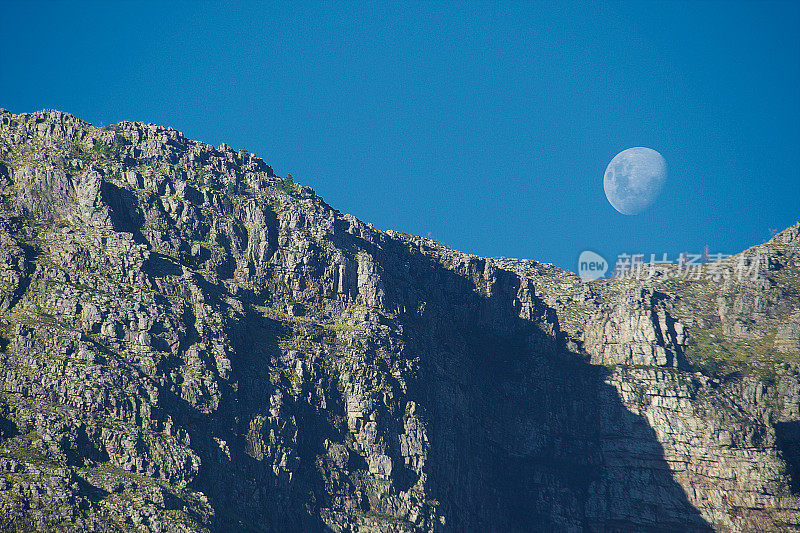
[0,108,798,531]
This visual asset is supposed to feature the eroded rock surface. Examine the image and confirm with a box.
[0,109,798,531]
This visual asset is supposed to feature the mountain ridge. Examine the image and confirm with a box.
[0,108,798,531]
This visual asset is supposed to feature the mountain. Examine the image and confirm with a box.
[0,108,798,532]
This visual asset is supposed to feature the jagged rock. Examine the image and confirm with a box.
[583,288,687,367]
[0,109,798,532]
[777,320,800,353]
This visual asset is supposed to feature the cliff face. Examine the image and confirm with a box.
[0,109,798,532]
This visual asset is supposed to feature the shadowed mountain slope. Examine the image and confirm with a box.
[0,109,797,531]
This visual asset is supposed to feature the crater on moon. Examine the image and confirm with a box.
[604,147,666,215]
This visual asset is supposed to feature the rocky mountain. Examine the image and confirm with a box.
[0,108,798,532]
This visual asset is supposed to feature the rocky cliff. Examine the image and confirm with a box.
[0,108,798,532]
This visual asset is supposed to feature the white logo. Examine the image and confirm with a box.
[578,250,608,280]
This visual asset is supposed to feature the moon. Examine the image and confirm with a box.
[604,147,667,215]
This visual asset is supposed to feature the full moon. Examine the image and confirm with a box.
[604,147,667,215]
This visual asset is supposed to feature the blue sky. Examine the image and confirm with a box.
[2,1,798,272]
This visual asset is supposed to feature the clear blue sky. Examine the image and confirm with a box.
[2,1,798,272]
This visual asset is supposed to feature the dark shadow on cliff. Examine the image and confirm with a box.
[102,181,146,244]
[775,421,800,493]
[371,237,713,532]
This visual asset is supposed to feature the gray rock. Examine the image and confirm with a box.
[0,109,799,532]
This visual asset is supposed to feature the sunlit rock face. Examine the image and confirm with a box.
[0,108,799,531]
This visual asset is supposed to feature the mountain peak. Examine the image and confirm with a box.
[0,109,798,531]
